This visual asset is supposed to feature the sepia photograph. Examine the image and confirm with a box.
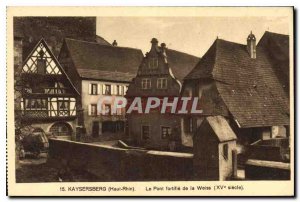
[6,6,294,196]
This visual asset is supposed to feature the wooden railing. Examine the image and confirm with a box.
[44,87,68,94]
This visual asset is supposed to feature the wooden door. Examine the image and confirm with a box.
[92,121,100,137]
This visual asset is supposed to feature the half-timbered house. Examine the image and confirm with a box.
[18,39,79,139]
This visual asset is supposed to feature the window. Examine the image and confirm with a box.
[58,101,70,116]
[148,58,158,69]
[25,99,47,110]
[58,101,69,111]
[141,78,151,89]
[104,84,111,95]
[161,126,172,139]
[91,83,98,95]
[223,144,229,160]
[184,117,193,133]
[46,82,66,94]
[91,104,97,116]
[37,59,46,74]
[157,78,168,89]
[116,85,124,96]
[104,104,111,115]
[142,125,150,140]
[116,85,120,95]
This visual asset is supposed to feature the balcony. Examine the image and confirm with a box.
[19,110,77,122]
[22,87,75,97]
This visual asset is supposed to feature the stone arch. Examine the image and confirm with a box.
[49,122,73,136]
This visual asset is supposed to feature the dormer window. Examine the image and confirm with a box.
[142,78,151,89]
[157,78,167,89]
[148,58,158,69]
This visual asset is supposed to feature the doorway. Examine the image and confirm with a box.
[92,121,100,137]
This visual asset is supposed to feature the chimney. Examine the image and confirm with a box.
[161,43,166,52]
[151,38,159,50]
[112,40,118,46]
[247,31,256,59]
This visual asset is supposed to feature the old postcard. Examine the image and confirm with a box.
[6,7,294,196]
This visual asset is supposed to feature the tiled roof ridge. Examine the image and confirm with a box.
[264,31,289,37]
[77,68,135,75]
[184,39,218,80]
[64,37,143,52]
[165,47,199,58]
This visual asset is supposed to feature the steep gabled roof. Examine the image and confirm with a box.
[95,35,112,46]
[164,49,200,83]
[184,35,289,128]
[20,38,80,95]
[63,38,144,82]
[258,31,290,94]
[197,116,237,142]
[258,31,289,59]
[184,41,217,80]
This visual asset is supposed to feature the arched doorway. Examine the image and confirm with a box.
[49,122,72,136]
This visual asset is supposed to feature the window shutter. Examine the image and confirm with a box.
[114,85,118,95]
[98,84,102,95]
[124,86,127,95]
[88,83,92,95]
[88,105,91,116]
[102,85,105,95]
[112,85,116,95]
[98,104,102,115]
[119,86,123,95]
[110,85,114,95]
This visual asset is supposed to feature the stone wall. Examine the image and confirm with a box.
[245,159,290,180]
[48,138,193,181]
[127,112,181,150]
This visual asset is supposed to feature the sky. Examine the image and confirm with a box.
[97,16,289,57]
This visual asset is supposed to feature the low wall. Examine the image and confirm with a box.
[245,159,290,180]
[248,138,290,162]
[48,139,193,181]
[248,145,282,161]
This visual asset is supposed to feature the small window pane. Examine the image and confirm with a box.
[142,78,151,89]
[91,104,97,116]
[91,84,98,95]
[161,126,171,139]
